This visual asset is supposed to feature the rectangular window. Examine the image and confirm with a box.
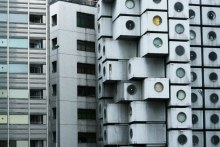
[30,140,43,147]
[77,12,94,29]
[53,132,56,143]
[52,108,56,119]
[9,115,28,124]
[30,89,43,99]
[78,133,96,143]
[52,61,57,73]
[30,14,43,23]
[0,13,7,22]
[77,86,96,97]
[0,141,7,147]
[9,13,28,23]
[77,63,95,75]
[30,64,43,74]
[30,39,43,48]
[9,64,28,73]
[15,141,28,147]
[52,84,57,96]
[52,14,57,26]
[78,109,96,120]
[77,40,95,52]
[9,38,28,48]
[30,115,43,124]
[9,89,28,99]
[52,38,58,49]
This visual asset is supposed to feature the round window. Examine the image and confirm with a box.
[130,129,133,138]
[98,84,101,94]
[127,84,137,95]
[209,72,218,82]
[126,20,135,30]
[177,90,186,100]
[175,24,185,34]
[193,135,199,145]
[153,15,162,26]
[209,51,217,61]
[98,64,101,73]
[103,67,106,76]
[189,9,195,19]
[178,134,187,145]
[174,2,184,12]
[154,82,164,93]
[128,63,131,74]
[176,68,185,78]
[190,51,197,61]
[104,109,106,118]
[208,31,217,41]
[210,93,219,104]
[211,135,220,145]
[103,46,106,55]
[129,106,132,116]
[190,30,196,40]
[175,45,185,56]
[191,93,198,103]
[98,103,101,114]
[191,72,197,82]
[177,112,187,123]
[125,0,135,9]
[192,114,198,124]
[153,38,163,48]
[211,114,219,124]
[153,0,161,4]
[207,11,216,20]
[98,44,101,53]
[98,23,100,33]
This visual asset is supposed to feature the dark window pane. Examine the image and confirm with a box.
[78,133,96,143]
[77,12,94,29]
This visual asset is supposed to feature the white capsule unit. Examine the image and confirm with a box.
[143,78,169,100]
[167,108,192,129]
[167,41,190,63]
[114,81,142,102]
[168,0,189,18]
[202,27,220,46]
[204,68,220,88]
[129,101,166,123]
[190,47,202,66]
[103,104,128,124]
[206,131,220,147]
[103,125,129,145]
[191,89,203,109]
[128,57,165,80]
[189,6,201,25]
[201,0,220,5]
[141,0,167,13]
[98,99,113,119]
[129,124,166,145]
[168,130,192,147]
[98,80,115,99]
[97,0,112,20]
[205,89,220,109]
[102,60,127,83]
[166,63,191,84]
[112,0,140,21]
[113,16,140,40]
[191,68,202,87]
[141,11,168,35]
[169,85,191,107]
[202,7,220,26]
[190,26,202,46]
[139,33,168,57]
[192,110,203,130]
[97,17,112,39]
[169,19,190,40]
[193,131,204,147]
[205,110,220,129]
[203,48,220,67]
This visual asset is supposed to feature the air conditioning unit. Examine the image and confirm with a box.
[189,6,201,25]
[167,41,190,63]
[97,0,112,20]
[98,99,113,119]
[129,124,166,145]
[139,33,168,57]
[167,108,192,129]
[204,68,220,88]
[204,89,220,109]
[202,7,220,26]
[168,0,189,18]
[205,131,220,147]
[98,80,115,99]
[103,125,129,145]
[103,104,129,124]
[128,57,165,80]
[141,11,168,35]
[191,89,203,109]
[166,63,191,84]
[193,131,204,147]
[112,0,140,21]
[141,0,167,13]
[192,110,204,130]
[168,130,192,147]
[168,85,191,107]
[202,27,220,46]
[169,19,189,40]
[113,16,140,40]
[129,101,166,123]
[101,38,137,62]
[102,60,127,83]
[114,81,142,102]
[191,68,202,87]
[203,48,220,67]
[190,26,202,46]
[97,17,112,40]
[190,47,202,66]
[205,110,220,129]
[0,64,7,73]
[143,78,169,100]
[201,0,220,5]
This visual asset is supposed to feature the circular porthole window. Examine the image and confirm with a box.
[97,4,100,13]
[189,9,195,19]
[129,106,132,116]
[190,30,196,40]
[128,63,131,74]
[209,72,218,82]
[130,129,133,138]
[104,109,106,119]
[98,44,101,53]
[103,46,106,55]
[153,0,161,4]
[177,90,186,100]
[191,93,198,103]
[153,15,162,26]
[176,68,185,78]
[175,24,185,34]
[174,2,184,12]
[210,93,219,104]
[103,67,106,76]
[104,130,107,140]
[178,134,187,145]
[98,84,101,94]
[207,11,216,20]
[98,23,100,33]
[208,31,217,41]
[153,38,163,48]
[98,103,101,114]
[211,114,219,124]
[191,72,197,82]
[127,84,137,95]
[177,112,187,123]
[209,52,217,61]
[175,45,185,56]
[192,114,198,124]
[154,82,164,93]
[190,51,197,61]
[193,135,199,145]
[126,20,135,30]
[98,64,101,73]
[125,0,135,9]
[211,135,220,145]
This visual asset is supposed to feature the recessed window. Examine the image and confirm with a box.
[77,63,95,75]
[209,52,217,61]
[208,31,217,41]
[153,0,161,4]
[78,133,96,143]
[127,84,137,95]
[209,72,218,82]
[53,132,56,143]
[126,20,135,30]
[153,38,163,48]
[78,109,96,120]
[176,68,185,78]
[191,93,198,103]
[192,114,198,124]
[177,90,186,100]
[190,30,196,40]
[207,11,216,20]
[30,115,43,124]
[77,12,94,29]
[0,141,7,147]
[210,93,219,103]
[175,45,185,56]
[30,89,43,99]
[154,82,164,93]
[52,14,57,26]
[52,84,57,96]
[130,129,133,138]
[190,51,197,61]
[191,72,197,82]
[210,114,219,124]
[52,61,57,73]
[153,15,162,26]
[211,135,220,145]
[30,64,43,74]
[52,38,58,49]
[174,2,184,12]
[193,135,199,145]
[52,108,56,119]
[30,140,43,147]
[189,9,195,19]
[125,0,135,9]
[77,40,95,52]
[30,14,43,23]
[30,39,43,48]
[177,112,187,123]
[178,134,187,145]
[77,86,96,97]
[175,24,185,34]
